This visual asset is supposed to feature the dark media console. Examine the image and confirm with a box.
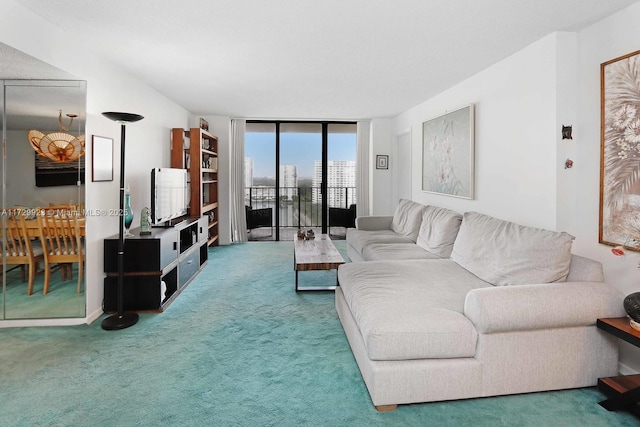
[103,216,208,312]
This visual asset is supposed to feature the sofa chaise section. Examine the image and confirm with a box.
[337,207,626,411]
[338,259,491,361]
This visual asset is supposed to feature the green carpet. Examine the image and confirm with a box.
[3,265,85,319]
[0,242,638,426]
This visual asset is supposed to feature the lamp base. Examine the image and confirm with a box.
[101,312,139,330]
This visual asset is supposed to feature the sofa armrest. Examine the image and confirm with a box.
[355,216,393,231]
[464,282,625,334]
[566,254,604,282]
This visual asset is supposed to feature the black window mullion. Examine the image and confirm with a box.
[275,122,280,241]
[321,122,328,234]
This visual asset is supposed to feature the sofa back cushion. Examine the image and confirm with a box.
[391,199,426,241]
[416,206,463,258]
[450,212,575,286]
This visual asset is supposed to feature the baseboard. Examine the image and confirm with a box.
[0,318,86,328]
[86,308,104,325]
[0,309,103,328]
[619,362,640,376]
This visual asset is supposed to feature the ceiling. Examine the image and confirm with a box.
[8,0,640,119]
[0,43,85,130]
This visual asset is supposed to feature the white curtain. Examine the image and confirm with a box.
[356,120,371,217]
[230,119,247,242]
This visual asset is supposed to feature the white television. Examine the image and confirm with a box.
[151,168,188,225]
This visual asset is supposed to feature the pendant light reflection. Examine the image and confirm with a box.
[28,110,85,162]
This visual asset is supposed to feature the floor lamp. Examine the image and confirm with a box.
[101,112,144,331]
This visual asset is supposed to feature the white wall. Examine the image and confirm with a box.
[390,3,640,374]
[555,33,579,233]
[1,0,191,326]
[391,127,413,205]
[393,34,561,230]
[571,2,640,374]
[371,118,394,215]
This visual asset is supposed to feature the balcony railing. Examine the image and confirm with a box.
[246,186,356,229]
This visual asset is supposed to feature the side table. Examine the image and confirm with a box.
[596,317,640,415]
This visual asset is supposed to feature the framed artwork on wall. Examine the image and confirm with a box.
[35,153,86,187]
[599,49,640,250]
[422,104,474,199]
[376,154,388,170]
[92,135,113,182]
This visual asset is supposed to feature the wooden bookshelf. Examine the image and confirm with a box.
[171,128,219,246]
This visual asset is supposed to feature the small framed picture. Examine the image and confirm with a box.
[376,155,389,170]
[92,135,113,182]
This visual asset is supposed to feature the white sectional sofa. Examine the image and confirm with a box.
[336,199,625,411]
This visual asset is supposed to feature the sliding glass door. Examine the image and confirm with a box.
[245,121,356,241]
[280,123,322,240]
[244,123,276,240]
[327,124,357,210]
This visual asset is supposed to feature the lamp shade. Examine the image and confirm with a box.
[102,112,144,123]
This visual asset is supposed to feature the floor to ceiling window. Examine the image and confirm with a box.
[245,121,356,241]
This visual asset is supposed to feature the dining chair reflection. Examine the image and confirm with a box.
[48,202,84,215]
[1,210,45,295]
[36,208,85,294]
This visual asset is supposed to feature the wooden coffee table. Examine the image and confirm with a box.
[293,234,345,292]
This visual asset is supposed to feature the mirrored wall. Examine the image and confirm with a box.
[1,79,87,319]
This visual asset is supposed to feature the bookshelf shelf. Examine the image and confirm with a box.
[171,128,219,246]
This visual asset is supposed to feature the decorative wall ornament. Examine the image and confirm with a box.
[599,49,640,250]
[422,104,474,199]
[562,125,573,140]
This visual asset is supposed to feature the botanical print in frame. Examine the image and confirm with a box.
[422,104,474,199]
[600,49,640,250]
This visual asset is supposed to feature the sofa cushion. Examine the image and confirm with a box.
[390,199,426,241]
[347,229,415,255]
[362,243,443,261]
[416,206,463,258]
[451,212,575,286]
[338,259,491,360]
